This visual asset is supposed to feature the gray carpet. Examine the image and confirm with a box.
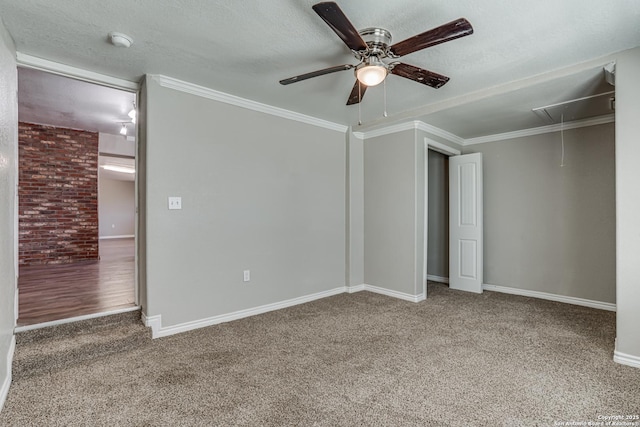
[1,282,638,426]
[12,310,150,382]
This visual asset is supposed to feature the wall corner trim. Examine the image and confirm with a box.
[613,349,640,369]
[347,284,366,293]
[482,283,616,312]
[148,74,348,133]
[0,335,16,412]
[142,312,162,338]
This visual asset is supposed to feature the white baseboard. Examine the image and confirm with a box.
[99,235,134,240]
[0,335,16,412]
[426,274,449,284]
[145,283,427,339]
[346,284,365,293]
[14,306,141,333]
[614,346,640,369]
[145,286,347,339]
[142,313,161,336]
[482,283,616,312]
[361,284,425,303]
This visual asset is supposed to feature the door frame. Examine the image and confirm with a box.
[15,54,142,307]
[423,138,461,298]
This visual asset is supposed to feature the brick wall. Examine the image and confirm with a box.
[18,122,99,266]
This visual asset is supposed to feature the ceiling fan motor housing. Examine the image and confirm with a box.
[358,28,392,57]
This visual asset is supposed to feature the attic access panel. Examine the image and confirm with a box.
[532,91,615,124]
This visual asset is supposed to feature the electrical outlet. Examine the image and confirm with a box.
[168,196,182,210]
[243,270,250,282]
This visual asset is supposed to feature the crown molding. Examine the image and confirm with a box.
[353,120,464,146]
[415,121,465,145]
[351,121,415,140]
[17,53,139,91]
[464,114,615,145]
[149,75,348,133]
[353,114,614,147]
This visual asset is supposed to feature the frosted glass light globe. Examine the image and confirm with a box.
[356,65,387,86]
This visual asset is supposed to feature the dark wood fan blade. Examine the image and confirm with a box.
[346,80,367,105]
[312,2,368,52]
[390,18,473,57]
[279,64,354,85]
[390,63,450,88]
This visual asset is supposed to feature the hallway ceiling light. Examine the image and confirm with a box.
[120,123,127,135]
[102,165,135,174]
[128,102,136,124]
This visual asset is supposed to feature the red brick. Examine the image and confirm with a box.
[18,122,99,266]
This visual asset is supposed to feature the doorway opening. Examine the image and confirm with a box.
[426,148,450,286]
[423,138,483,297]
[16,67,139,327]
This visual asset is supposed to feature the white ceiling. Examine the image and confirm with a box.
[2,0,640,138]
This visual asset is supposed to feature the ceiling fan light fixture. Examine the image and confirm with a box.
[356,57,387,87]
[102,164,135,174]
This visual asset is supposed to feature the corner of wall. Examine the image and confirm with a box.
[0,336,15,412]
[346,128,364,286]
[0,16,18,415]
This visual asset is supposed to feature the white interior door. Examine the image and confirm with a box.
[449,153,483,293]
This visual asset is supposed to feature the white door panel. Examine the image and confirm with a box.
[450,153,483,293]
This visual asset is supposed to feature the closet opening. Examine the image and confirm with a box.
[426,148,450,287]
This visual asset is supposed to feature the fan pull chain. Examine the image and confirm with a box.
[358,82,362,125]
[560,113,565,167]
[383,77,388,117]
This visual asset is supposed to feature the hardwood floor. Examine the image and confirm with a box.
[17,238,136,326]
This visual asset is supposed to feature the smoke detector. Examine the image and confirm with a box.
[108,32,133,48]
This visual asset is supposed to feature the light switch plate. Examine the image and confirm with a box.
[168,196,182,210]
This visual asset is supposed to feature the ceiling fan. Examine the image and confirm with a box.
[279,2,474,105]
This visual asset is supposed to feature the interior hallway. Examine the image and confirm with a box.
[17,238,136,326]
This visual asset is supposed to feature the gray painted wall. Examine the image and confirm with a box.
[427,149,449,278]
[99,132,135,157]
[144,77,346,327]
[98,178,135,237]
[363,129,425,296]
[0,19,17,408]
[615,46,640,360]
[464,123,616,303]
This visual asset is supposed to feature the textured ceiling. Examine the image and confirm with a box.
[2,0,640,137]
